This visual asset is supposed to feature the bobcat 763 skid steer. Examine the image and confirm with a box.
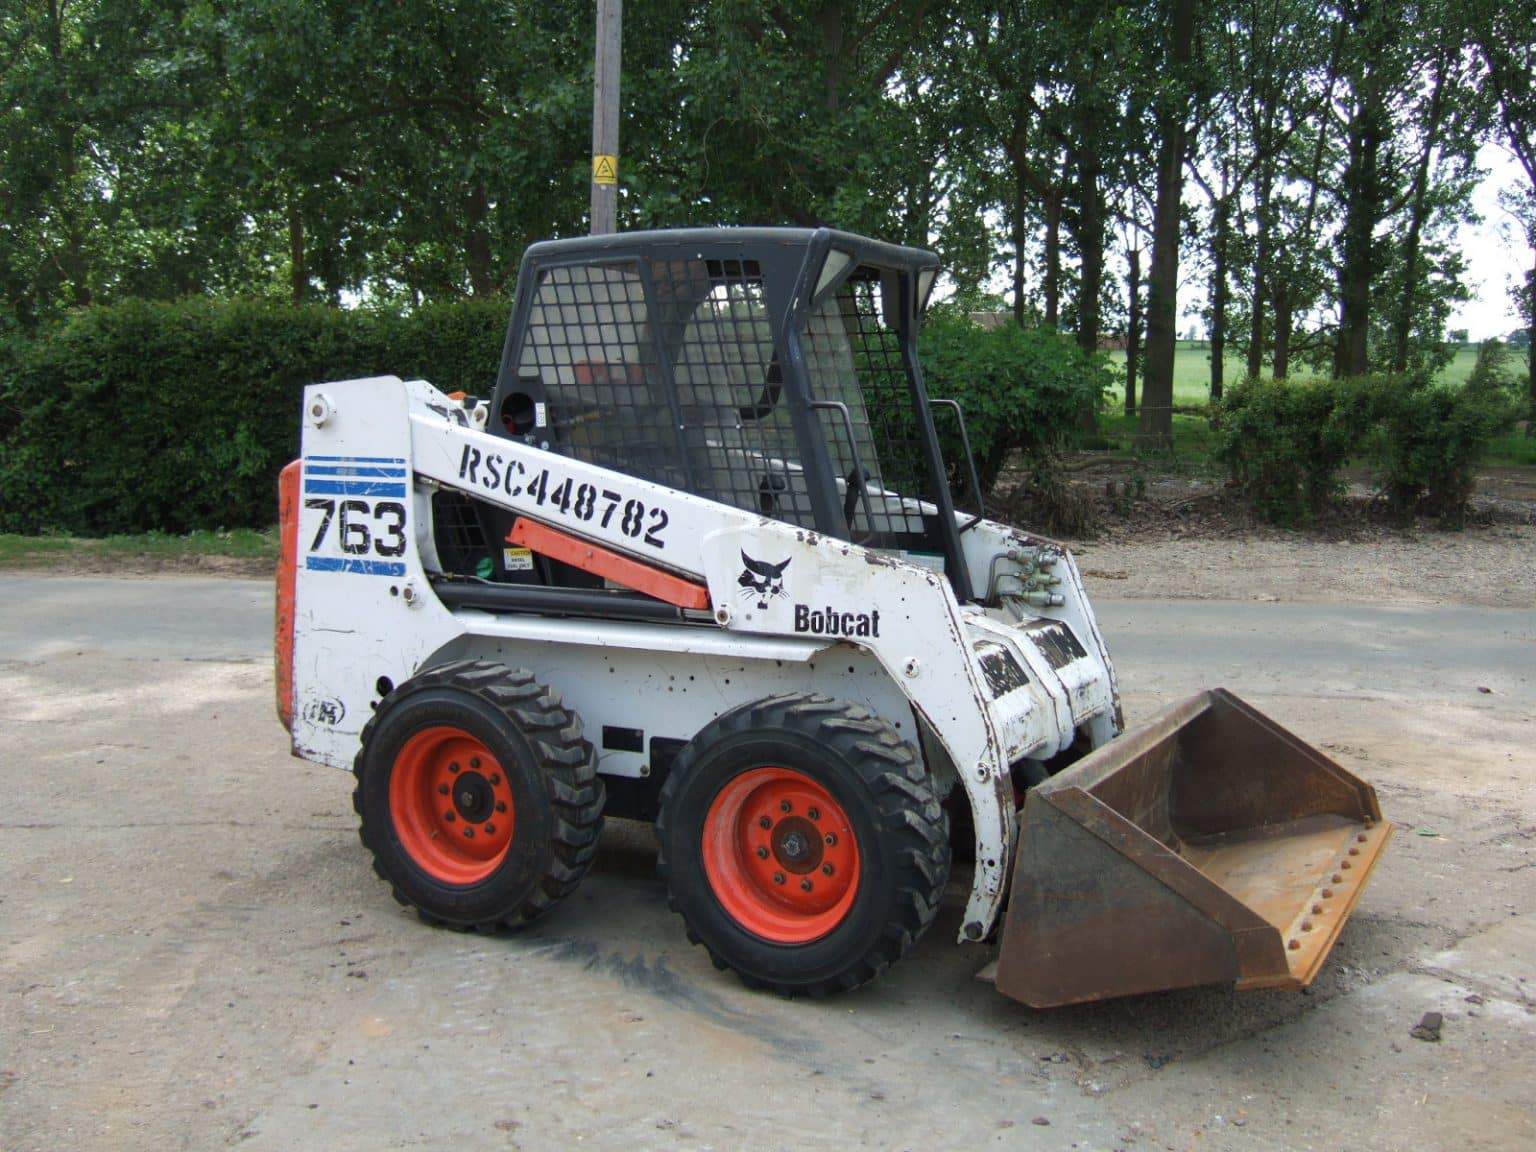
[275,227,1390,1006]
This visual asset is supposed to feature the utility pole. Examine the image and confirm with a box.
[589,0,622,235]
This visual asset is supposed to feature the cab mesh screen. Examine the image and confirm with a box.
[516,257,942,546]
[802,270,933,542]
[517,257,818,528]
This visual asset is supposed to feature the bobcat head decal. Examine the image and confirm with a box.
[737,551,791,610]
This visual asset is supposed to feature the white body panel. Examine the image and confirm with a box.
[287,377,1123,939]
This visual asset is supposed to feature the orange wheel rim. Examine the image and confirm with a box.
[701,766,861,944]
[389,726,514,885]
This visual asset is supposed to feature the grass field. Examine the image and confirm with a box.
[0,528,277,571]
[1098,342,1536,468]
[1103,341,1483,411]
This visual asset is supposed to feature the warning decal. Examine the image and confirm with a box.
[592,154,618,185]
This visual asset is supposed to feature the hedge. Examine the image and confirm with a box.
[0,297,1099,535]
[0,298,508,534]
[916,308,1109,497]
[1217,348,1522,529]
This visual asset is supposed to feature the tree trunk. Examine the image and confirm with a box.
[319,239,343,307]
[1391,54,1448,373]
[1043,190,1062,328]
[1272,285,1293,379]
[1335,24,1387,379]
[1528,253,1535,433]
[1070,81,1104,356]
[288,201,307,305]
[1075,166,1103,357]
[465,180,494,297]
[1246,154,1273,379]
[817,3,844,116]
[1012,147,1028,326]
[1138,0,1197,449]
[1125,246,1143,416]
[1209,194,1231,401]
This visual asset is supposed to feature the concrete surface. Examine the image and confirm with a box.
[1,576,1532,1151]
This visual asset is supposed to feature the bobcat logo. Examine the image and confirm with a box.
[737,551,791,609]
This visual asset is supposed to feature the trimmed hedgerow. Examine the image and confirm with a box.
[1,297,1103,537]
[1217,353,1522,529]
[0,297,508,534]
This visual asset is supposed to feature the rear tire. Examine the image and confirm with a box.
[353,660,603,930]
[657,693,949,997]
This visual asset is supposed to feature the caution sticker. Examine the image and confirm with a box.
[592,154,618,185]
[503,546,534,572]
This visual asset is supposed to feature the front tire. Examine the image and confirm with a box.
[657,693,949,997]
[353,660,603,930]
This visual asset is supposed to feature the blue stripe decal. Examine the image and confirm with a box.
[304,465,407,478]
[302,480,407,497]
[305,556,407,577]
[306,455,406,464]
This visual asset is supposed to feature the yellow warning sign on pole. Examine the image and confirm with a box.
[592,154,618,186]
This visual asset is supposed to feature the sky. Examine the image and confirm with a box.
[1451,143,1530,340]
[969,141,1531,343]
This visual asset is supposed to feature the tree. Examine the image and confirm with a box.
[1471,0,1536,422]
[1137,0,1199,448]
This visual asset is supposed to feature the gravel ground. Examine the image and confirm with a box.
[1,576,1532,1151]
[1075,523,1535,608]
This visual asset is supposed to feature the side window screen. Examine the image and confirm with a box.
[517,263,685,489]
[802,270,934,543]
[657,258,817,529]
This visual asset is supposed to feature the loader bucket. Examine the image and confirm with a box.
[993,689,1390,1008]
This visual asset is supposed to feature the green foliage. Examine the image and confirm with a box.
[918,309,1110,498]
[0,296,1080,536]
[1217,350,1523,528]
[1373,343,1524,527]
[0,298,507,534]
[1216,375,1384,526]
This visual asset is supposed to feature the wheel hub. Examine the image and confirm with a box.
[388,727,516,886]
[772,816,823,874]
[700,766,861,944]
[452,771,494,823]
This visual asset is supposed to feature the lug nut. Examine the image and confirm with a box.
[1348,847,1359,856]
[445,811,456,822]
[438,784,450,795]
[822,864,834,876]
[772,872,786,885]
[1322,888,1334,898]
[1332,873,1343,884]
[759,816,772,830]
[471,757,481,769]
[824,833,837,846]
[1312,904,1323,915]
[807,807,820,821]
[780,800,792,813]
[800,879,813,892]
[496,801,507,813]
[489,773,501,785]
[1341,860,1352,870]
[1357,833,1368,843]
[756,847,769,859]
[463,827,474,839]
[1288,939,1300,951]
[485,823,495,835]
[1302,920,1313,932]
[449,761,460,774]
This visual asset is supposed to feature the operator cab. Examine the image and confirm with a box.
[436,227,979,602]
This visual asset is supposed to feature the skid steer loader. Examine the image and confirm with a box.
[275,227,1389,1006]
